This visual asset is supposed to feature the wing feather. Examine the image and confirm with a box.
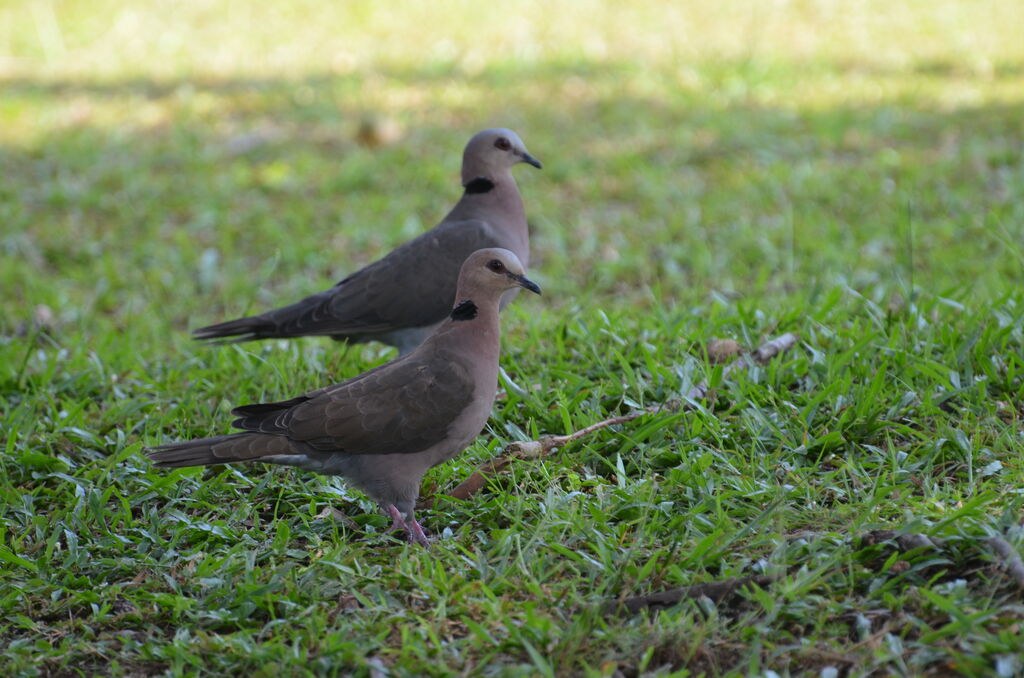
[228,348,475,456]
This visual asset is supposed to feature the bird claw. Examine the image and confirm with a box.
[405,518,430,546]
[385,506,407,533]
[384,505,431,546]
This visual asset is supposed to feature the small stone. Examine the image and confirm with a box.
[506,440,544,458]
[707,338,742,364]
[33,304,55,328]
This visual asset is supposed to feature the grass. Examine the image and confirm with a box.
[3,1,1024,675]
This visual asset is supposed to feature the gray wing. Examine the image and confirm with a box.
[317,218,504,333]
[230,349,476,455]
[194,219,503,341]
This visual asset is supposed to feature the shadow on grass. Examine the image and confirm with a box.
[1,63,1022,331]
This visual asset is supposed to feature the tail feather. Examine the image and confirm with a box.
[192,315,276,343]
[192,289,341,343]
[146,432,291,467]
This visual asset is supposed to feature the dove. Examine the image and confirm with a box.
[148,248,541,544]
[193,129,541,354]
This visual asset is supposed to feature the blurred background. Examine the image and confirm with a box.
[2,0,1023,342]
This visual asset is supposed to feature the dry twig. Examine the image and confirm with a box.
[858,530,945,552]
[442,332,801,502]
[603,529,1024,617]
[687,332,800,400]
[604,575,777,615]
[987,535,1024,589]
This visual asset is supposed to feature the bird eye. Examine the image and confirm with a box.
[494,137,511,151]
[487,259,505,272]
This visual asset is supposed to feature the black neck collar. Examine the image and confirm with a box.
[463,177,495,194]
[450,300,478,321]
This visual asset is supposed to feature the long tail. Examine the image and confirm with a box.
[191,314,278,343]
[192,285,348,343]
[191,283,379,344]
[146,433,291,467]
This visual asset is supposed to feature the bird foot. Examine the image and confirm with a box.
[405,518,430,546]
[385,505,407,533]
[384,505,431,546]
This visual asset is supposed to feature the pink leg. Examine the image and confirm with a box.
[385,505,406,533]
[383,504,431,546]
[406,518,430,546]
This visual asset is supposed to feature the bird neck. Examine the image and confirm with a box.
[462,176,496,194]
[453,171,526,237]
[462,167,517,193]
[448,295,500,321]
[439,296,502,359]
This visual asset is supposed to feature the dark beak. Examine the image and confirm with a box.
[519,151,543,169]
[511,273,541,295]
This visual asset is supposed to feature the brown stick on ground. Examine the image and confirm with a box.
[603,530,1024,617]
[859,529,946,551]
[987,536,1024,589]
[687,332,801,400]
[443,332,801,502]
[604,575,777,615]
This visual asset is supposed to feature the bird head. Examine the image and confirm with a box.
[462,129,542,186]
[456,248,541,307]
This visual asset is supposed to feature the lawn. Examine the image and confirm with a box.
[2,1,1024,676]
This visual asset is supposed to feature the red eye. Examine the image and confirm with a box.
[494,137,511,151]
[487,260,505,272]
